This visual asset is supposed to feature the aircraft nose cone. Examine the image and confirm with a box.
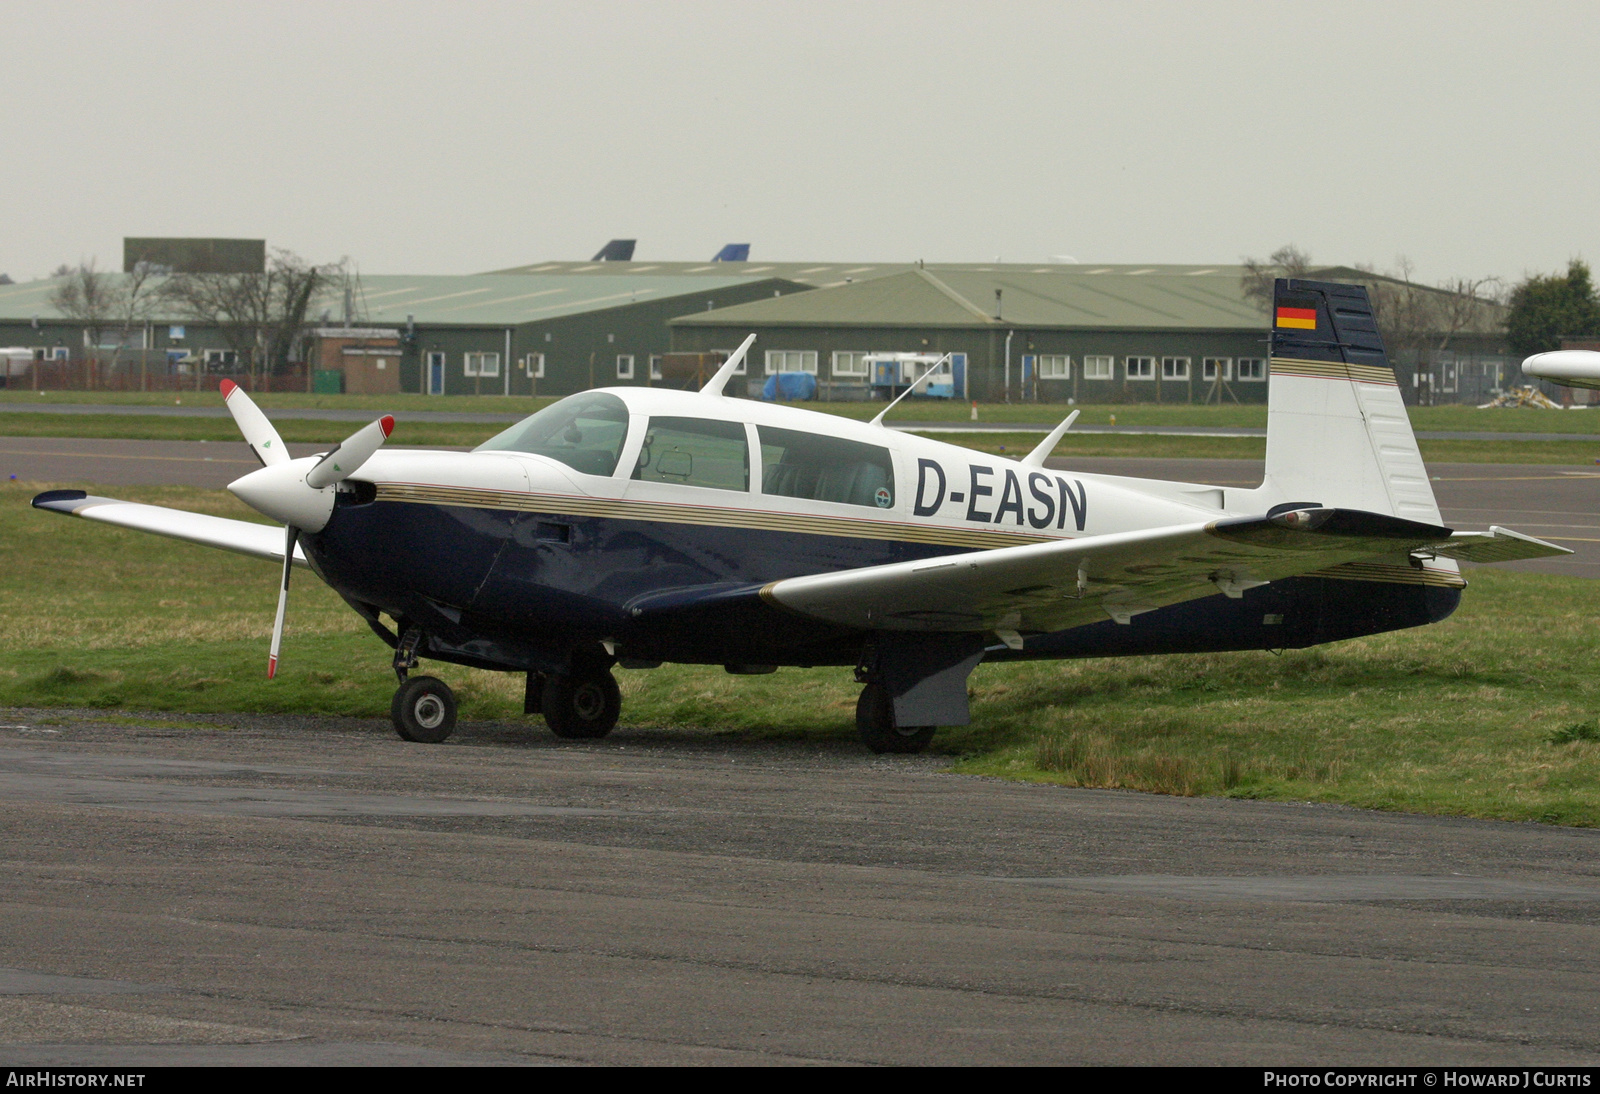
[228,460,335,532]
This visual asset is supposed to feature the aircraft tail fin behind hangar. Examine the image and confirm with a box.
[1249,278,1442,525]
[592,239,636,262]
[712,243,750,262]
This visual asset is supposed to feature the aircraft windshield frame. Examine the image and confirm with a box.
[473,391,631,477]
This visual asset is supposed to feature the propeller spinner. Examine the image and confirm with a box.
[218,380,394,677]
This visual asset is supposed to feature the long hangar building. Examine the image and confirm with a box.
[3,245,1503,402]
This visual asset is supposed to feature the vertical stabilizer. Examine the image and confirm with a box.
[1248,278,1440,524]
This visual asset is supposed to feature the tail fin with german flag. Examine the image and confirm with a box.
[1239,278,1442,526]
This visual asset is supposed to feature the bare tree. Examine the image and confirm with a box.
[159,250,351,388]
[49,260,120,355]
[50,260,165,386]
[1240,244,1314,311]
[1351,260,1505,405]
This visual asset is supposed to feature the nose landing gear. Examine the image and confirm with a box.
[392,674,458,743]
[389,627,457,743]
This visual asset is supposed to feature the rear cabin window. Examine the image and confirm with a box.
[473,391,630,477]
[633,417,750,491]
[758,426,895,510]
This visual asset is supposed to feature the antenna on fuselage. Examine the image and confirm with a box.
[700,333,757,398]
[1020,409,1080,467]
[868,353,951,427]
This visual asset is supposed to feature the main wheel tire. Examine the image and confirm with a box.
[856,682,935,755]
[392,675,457,743]
[543,668,621,739]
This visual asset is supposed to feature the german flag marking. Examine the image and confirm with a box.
[1275,305,1318,330]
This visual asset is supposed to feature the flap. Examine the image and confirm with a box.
[1426,526,1571,564]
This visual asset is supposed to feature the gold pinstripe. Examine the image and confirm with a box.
[373,481,1056,550]
[1270,356,1398,386]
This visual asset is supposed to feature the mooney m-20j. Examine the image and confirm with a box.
[33,280,1567,752]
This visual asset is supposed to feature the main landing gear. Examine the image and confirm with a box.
[530,664,621,739]
[855,681,936,755]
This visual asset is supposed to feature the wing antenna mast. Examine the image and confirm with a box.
[1020,409,1080,466]
[868,353,952,427]
[700,334,757,398]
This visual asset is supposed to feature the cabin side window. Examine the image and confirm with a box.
[633,417,750,492]
[757,426,895,510]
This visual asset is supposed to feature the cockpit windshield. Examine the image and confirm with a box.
[473,391,630,476]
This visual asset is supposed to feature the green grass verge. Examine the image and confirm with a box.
[0,413,498,448]
[11,391,1600,434]
[5,415,1600,465]
[5,480,1600,825]
[0,389,559,414]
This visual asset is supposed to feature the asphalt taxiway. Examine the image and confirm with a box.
[1,709,1598,1066]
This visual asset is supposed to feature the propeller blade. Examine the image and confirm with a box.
[305,415,395,490]
[219,379,289,467]
[267,525,296,679]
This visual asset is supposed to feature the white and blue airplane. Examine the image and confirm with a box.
[32,280,1566,752]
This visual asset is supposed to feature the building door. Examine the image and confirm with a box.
[427,351,445,395]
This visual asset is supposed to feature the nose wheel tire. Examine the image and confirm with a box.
[392,675,458,743]
[856,682,935,754]
[543,668,621,739]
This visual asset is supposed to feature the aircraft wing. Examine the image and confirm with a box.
[762,508,1476,634]
[31,490,307,568]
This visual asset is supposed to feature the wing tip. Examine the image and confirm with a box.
[379,415,395,438]
[31,488,89,512]
[219,378,237,398]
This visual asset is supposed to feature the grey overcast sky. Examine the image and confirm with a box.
[4,0,1595,285]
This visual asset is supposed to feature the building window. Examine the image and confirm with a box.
[1082,355,1113,380]
[616,354,635,380]
[202,349,238,372]
[1037,354,1070,380]
[523,353,544,378]
[832,351,870,378]
[465,351,500,377]
[1237,358,1266,381]
[1202,357,1232,381]
[649,355,663,380]
[765,350,817,375]
[713,349,745,375]
[1126,356,1155,380]
[35,346,69,361]
[1161,357,1190,381]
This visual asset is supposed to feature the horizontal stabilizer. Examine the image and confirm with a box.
[1429,526,1571,564]
[31,490,307,567]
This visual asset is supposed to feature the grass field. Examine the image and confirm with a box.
[4,479,1600,826]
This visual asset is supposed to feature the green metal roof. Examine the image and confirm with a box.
[485,259,1262,289]
[671,267,1268,331]
[0,272,792,327]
